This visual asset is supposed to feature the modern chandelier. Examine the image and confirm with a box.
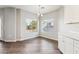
[37,5,45,17]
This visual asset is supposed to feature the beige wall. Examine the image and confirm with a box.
[0,7,39,42]
[40,9,59,40]
[20,10,39,40]
[3,8,16,41]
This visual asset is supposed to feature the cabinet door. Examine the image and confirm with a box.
[64,36,74,54]
[58,39,65,53]
[74,47,79,54]
[58,34,65,53]
[64,6,79,24]
[64,6,73,23]
[74,40,79,54]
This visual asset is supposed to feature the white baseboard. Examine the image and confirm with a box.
[0,35,58,42]
[0,39,17,42]
[0,36,39,42]
[39,34,58,41]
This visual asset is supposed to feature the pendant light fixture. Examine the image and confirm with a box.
[37,5,45,17]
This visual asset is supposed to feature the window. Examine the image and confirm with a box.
[25,19,37,32]
[41,19,54,33]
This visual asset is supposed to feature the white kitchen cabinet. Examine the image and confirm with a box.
[74,47,79,54]
[58,33,74,54]
[64,6,79,24]
[64,36,73,54]
[74,40,79,54]
[74,40,79,48]
[58,33,65,53]
[58,33,79,54]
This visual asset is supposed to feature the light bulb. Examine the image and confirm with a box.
[41,14,43,16]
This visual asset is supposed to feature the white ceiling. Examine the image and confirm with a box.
[0,5,62,14]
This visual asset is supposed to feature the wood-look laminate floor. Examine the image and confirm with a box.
[0,37,61,54]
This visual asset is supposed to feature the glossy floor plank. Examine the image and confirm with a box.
[0,37,61,54]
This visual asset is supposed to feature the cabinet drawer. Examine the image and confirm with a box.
[74,40,79,48]
[74,47,79,54]
[64,36,73,44]
[58,40,65,53]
